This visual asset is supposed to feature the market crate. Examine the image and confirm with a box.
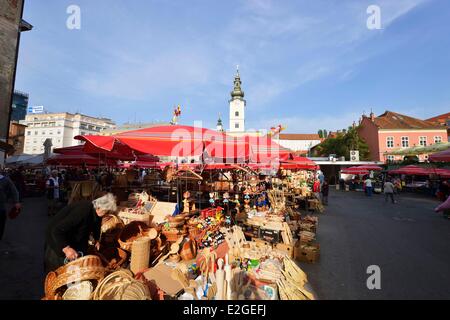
[294,241,320,264]
[252,238,271,248]
[118,209,152,226]
[274,243,294,258]
[258,228,281,244]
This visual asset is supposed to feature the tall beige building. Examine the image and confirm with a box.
[20,112,115,154]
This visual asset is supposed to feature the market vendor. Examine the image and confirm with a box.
[44,193,117,272]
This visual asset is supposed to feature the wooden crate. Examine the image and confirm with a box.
[252,238,271,248]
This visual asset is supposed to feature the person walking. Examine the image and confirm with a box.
[321,180,329,205]
[384,179,396,204]
[364,177,373,197]
[46,170,61,216]
[44,193,117,272]
[313,178,321,201]
[0,171,21,240]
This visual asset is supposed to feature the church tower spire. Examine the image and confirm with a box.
[230,66,245,100]
[217,113,224,132]
[229,66,246,132]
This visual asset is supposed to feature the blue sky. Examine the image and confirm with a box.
[16,0,450,133]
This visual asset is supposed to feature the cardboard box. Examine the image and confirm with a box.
[294,241,320,264]
[274,243,294,258]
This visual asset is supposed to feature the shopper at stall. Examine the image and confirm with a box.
[46,170,61,216]
[321,179,329,205]
[44,193,117,272]
[384,179,396,204]
[0,171,21,240]
[313,179,321,201]
[364,177,373,197]
[437,180,449,201]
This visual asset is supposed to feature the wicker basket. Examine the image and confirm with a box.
[45,255,106,300]
[118,221,149,252]
[188,226,202,239]
[167,215,185,223]
[162,229,187,242]
[130,238,151,275]
[92,269,151,300]
[168,221,184,228]
[62,281,93,300]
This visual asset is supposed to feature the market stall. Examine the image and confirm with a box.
[43,186,321,301]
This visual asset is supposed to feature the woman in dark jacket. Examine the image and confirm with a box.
[44,193,117,272]
[321,180,330,205]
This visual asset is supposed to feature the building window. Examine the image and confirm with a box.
[34,131,38,135]
[81,131,86,136]
[57,130,61,135]
[235,123,239,129]
[42,131,46,135]
[386,137,394,148]
[419,136,427,146]
[401,136,409,148]
[49,131,53,135]
[27,131,31,136]
[434,136,442,144]
[387,155,395,162]
[235,111,239,117]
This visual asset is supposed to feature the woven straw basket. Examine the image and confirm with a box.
[92,269,151,300]
[62,281,93,300]
[45,255,106,300]
[118,221,149,251]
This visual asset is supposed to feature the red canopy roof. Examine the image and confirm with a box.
[431,168,450,178]
[429,148,450,162]
[76,125,292,165]
[341,165,382,175]
[54,144,159,163]
[388,165,431,176]
[46,153,116,166]
[353,165,383,171]
[341,168,370,175]
[280,156,318,170]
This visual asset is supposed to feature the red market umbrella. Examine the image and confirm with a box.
[388,165,430,176]
[77,125,227,158]
[280,156,319,170]
[46,153,116,166]
[341,167,370,175]
[353,165,383,171]
[245,135,291,164]
[429,148,450,162]
[54,144,159,163]
[429,168,450,178]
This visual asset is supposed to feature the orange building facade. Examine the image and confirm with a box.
[358,111,448,163]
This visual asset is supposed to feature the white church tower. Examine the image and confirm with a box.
[229,67,246,132]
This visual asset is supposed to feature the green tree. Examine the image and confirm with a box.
[318,129,324,138]
[313,126,370,160]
